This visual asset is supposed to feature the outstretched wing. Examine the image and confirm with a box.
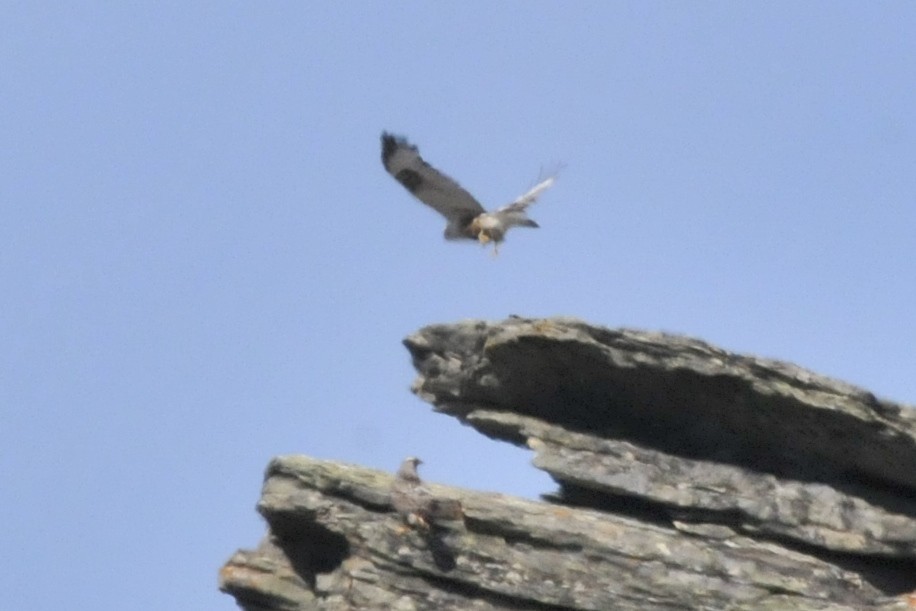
[381,132,486,225]
[496,175,556,214]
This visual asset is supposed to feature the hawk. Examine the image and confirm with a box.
[390,457,463,530]
[381,132,557,254]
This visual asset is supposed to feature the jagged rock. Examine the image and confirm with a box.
[221,317,916,610]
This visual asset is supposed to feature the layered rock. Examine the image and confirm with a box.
[221,317,916,610]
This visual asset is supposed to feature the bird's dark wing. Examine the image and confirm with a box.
[381,132,485,224]
[390,481,462,525]
[390,479,427,519]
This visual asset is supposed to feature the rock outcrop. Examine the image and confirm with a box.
[220,317,916,610]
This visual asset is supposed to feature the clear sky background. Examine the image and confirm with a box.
[3,3,915,609]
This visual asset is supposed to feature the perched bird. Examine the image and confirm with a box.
[381,132,557,254]
[395,455,424,483]
[390,457,463,530]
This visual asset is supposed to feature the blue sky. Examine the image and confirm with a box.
[3,3,915,609]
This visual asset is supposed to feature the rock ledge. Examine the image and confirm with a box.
[221,317,916,610]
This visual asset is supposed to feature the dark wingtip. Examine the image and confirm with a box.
[381,131,399,165]
[381,131,420,170]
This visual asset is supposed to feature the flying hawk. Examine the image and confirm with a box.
[381,132,556,253]
[390,457,463,530]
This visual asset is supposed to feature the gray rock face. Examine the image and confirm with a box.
[221,317,916,610]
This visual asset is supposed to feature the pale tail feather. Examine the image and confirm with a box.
[501,175,557,213]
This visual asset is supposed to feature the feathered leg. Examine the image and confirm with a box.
[476,230,499,257]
